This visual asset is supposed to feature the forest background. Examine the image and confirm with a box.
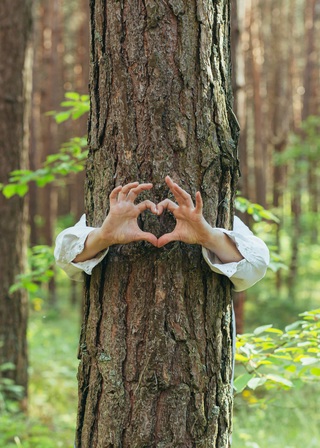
[0,0,319,447]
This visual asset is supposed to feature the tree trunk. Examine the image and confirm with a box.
[76,1,239,446]
[0,0,32,405]
[302,0,319,243]
[248,1,266,207]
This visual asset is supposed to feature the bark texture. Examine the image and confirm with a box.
[0,0,32,401]
[76,1,239,446]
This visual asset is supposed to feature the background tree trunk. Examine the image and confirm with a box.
[76,1,239,446]
[0,0,32,405]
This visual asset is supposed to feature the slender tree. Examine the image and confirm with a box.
[231,0,247,334]
[0,0,32,405]
[76,1,239,446]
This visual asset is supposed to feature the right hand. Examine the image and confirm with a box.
[98,182,158,246]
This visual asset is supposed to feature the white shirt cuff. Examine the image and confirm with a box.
[202,227,270,292]
[54,215,109,281]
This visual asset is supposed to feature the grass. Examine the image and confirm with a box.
[233,386,320,447]
[0,286,80,448]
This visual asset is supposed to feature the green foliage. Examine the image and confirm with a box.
[9,246,55,299]
[0,92,89,199]
[235,197,287,274]
[46,91,90,123]
[235,196,280,224]
[0,361,24,413]
[1,137,88,199]
[274,115,320,166]
[234,309,320,394]
[233,385,320,448]
[0,298,79,447]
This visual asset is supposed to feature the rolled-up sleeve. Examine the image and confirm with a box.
[54,214,109,282]
[202,216,270,292]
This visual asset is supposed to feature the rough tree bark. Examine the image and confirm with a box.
[0,0,32,404]
[76,1,239,446]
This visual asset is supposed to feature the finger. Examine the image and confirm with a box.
[136,199,158,214]
[156,198,178,215]
[157,231,179,247]
[109,185,123,205]
[133,230,158,247]
[118,182,139,200]
[165,176,193,207]
[195,191,203,214]
[127,183,153,202]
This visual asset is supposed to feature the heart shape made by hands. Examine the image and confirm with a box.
[138,207,176,240]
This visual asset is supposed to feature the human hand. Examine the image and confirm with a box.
[74,178,243,264]
[99,182,159,247]
[156,176,213,248]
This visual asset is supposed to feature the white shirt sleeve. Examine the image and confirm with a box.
[54,214,109,282]
[54,214,269,290]
[202,216,270,292]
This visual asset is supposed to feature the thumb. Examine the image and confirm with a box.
[136,230,158,247]
[157,231,178,248]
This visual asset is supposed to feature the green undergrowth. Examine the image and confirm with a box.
[0,283,80,448]
[233,385,320,447]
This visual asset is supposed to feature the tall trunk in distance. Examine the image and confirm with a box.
[70,0,90,307]
[231,0,248,206]
[302,0,319,243]
[231,0,248,335]
[0,0,32,406]
[76,1,239,447]
[248,1,266,207]
[268,0,293,291]
[289,0,318,295]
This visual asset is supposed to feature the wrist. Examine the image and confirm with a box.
[196,220,218,247]
[93,227,115,250]
[73,228,111,263]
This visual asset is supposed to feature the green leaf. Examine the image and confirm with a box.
[264,328,284,335]
[235,353,249,363]
[8,283,20,294]
[2,184,18,198]
[0,362,15,372]
[253,324,273,335]
[247,377,267,390]
[310,367,320,376]
[55,111,71,123]
[259,209,280,223]
[23,282,39,293]
[233,373,252,393]
[285,365,297,373]
[36,174,55,187]
[72,106,89,120]
[266,374,293,388]
[285,321,304,332]
[60,101,77,107]
[15,184,29,197]
[64,91,80,100]
[300,357,319,366]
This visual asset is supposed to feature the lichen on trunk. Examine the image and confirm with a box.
[76,1,239,446]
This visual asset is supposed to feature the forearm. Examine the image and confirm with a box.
[73,228,111,262]
[198,224,244,263]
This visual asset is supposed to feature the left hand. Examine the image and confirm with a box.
[156,176,213,248]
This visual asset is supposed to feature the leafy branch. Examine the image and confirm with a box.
[234,309,320,394]
[9,246,55,297]
[0,92,89,198]
[235,196,280,223]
